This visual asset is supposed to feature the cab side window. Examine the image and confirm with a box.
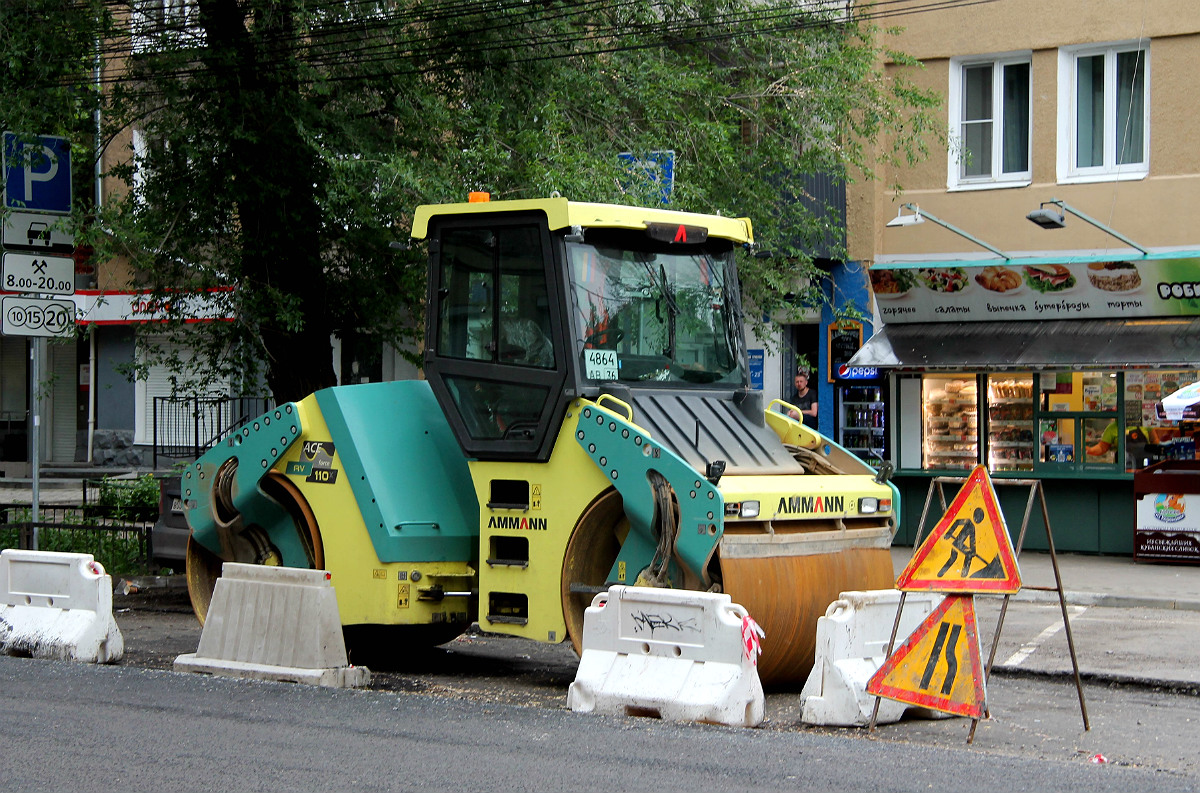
[437,226,554,369]
[430,221,564,451]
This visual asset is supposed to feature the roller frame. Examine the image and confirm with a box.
[574,401,723,588]
[183,404,308,567]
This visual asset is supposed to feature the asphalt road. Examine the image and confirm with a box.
[43,592,1192,791]
[2,652,1196,793]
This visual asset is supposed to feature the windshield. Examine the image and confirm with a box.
[567,231,745,385]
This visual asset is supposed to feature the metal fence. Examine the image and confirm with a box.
[0,504,156,576]
[152,396,272,466]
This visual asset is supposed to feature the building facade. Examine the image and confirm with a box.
[847,1,1200,555]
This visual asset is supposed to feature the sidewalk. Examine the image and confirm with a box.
[892,546,1200,611]
[0,473,160,507]
[890,546,1200,688]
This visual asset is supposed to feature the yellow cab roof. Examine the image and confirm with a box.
[411,197,753,245]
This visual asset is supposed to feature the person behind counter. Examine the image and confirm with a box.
[786,370,818,428]
[1086,422,1156,463]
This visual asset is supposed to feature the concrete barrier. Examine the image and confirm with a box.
[800,589,945,726]
[174,562,370,688]
[0,549,124,663]
[567,585,765,728]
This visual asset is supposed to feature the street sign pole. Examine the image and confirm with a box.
[4,132,75,549]
[30,338,40,548]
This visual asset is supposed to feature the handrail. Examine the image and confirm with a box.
[152,396,272,467]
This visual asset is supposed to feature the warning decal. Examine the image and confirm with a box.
[866,594,986,718]
[896,465,1021,594]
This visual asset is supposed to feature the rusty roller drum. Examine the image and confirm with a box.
[719,543,894,686]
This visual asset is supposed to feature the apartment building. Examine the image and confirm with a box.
[847,1,1200,555]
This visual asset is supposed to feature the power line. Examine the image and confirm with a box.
[64,0,995,93]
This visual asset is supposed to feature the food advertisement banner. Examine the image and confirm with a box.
[871,256,1200,324]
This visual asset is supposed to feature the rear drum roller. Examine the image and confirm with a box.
[185,472,324,625]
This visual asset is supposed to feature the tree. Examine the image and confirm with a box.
[5,0,941,403]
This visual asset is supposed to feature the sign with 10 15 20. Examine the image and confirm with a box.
[2,252,75,296]
[1,295,75,338]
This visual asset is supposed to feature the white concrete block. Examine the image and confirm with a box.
[567,586,765,728]
[0,549,124,663]
[174,562,369,688]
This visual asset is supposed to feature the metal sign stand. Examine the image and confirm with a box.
[869,475,1089,743]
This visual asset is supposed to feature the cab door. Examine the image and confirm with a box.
[423,212,570,462]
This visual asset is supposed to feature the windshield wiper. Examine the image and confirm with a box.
[645,261,679,360]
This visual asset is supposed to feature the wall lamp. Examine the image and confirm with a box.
[885,203,1009,259]
[1026,199,1149,256]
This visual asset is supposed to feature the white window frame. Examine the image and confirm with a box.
[1056,41,1150,184]
[947,52,1033,191]
[132,0,205,54]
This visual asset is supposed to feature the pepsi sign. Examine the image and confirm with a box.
[837,364,879,380]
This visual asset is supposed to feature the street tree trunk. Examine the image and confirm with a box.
[198,0,338,404]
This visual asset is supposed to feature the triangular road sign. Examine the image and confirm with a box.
[896,465,1021,594]
[867,594,986,718]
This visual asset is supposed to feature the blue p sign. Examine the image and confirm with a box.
[4,133,72,215]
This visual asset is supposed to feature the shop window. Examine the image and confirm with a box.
[921,374,979,470]
[1128,370,1200,464]
[900,370,1200,476]
[986,375,1034,472]
[948,54,1031,189]
[1057,42,1149,183]
[1038,371,1120,470]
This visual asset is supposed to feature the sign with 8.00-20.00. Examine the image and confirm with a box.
[2,252,74,296]
[2,295,75,338]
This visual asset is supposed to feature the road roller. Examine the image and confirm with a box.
[183,195,899,685]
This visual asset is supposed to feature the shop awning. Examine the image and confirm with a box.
[849,318,1200,370]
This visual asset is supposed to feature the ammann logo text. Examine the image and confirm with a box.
[487,516,548,531]
[777,495,845,514]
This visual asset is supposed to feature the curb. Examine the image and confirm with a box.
[1009,589,1200,612]
[990,663,1200,694]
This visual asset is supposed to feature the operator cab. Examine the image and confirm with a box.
[414,196,756,463]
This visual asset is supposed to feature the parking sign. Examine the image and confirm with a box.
[3,132,72,215]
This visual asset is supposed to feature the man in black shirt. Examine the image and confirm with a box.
[787,371,818,428]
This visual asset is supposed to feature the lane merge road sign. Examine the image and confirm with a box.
[2,252,75,296]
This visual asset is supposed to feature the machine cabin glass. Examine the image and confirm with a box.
[566,229,746,387]
[425,214,569,461]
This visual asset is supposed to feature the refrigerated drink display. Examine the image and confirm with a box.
[838,384,886,466]
[922,375,978,470]
[987,375,1034,472]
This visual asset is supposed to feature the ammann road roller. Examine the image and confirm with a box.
[183,196,899,684]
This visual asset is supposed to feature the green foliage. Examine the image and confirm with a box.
[2,0,941,398]
[93,474,160,522]
[0,506,151,577]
